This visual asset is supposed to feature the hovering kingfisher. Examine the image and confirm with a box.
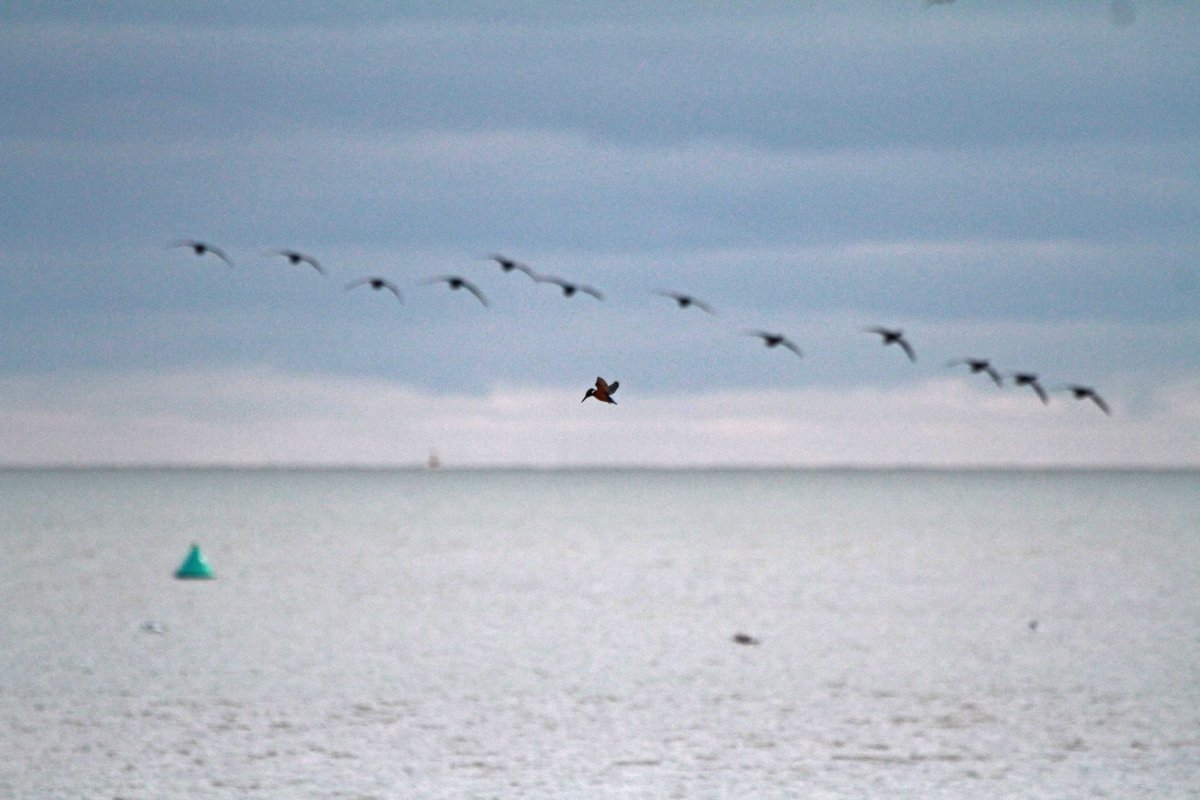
[582,376,619,405]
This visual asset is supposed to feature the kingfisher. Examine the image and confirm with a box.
[582,377,619,405]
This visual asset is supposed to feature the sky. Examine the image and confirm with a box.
[1,1,1197,467]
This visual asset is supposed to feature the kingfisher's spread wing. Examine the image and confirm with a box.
[606,381,619,395]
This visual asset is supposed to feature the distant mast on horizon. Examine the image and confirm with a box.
[427,450,441,470]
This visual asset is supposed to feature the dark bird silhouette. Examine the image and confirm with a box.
[946,358,1003,386]
[1010,372,1049,404]
[1058,385,1111,415]
[170,240,233,266]
[421,275,489,306]
[745,330,803,358]
[581,376,619,405]
[484,253,536,279]
[654,290,716,315]
[865,326,916,362]
[345,276,404,303]
[535,274,604,300]
[732,632,760,646]
[272,249,324,274]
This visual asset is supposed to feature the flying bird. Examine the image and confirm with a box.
[170,240,233,266]
[865,327,916,362]
[582,376,619,405]
[484,253,536,279]
[1010,372,1049,405]
[946,358,1003,386]
[272,249,324,274]
[654,290,716,315]
[535,274,604,300]
[345,276,404,303]
[421,275,489,306]
[1058,385,1111,415]
[745,330,803,358]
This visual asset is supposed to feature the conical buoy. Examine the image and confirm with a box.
[175,543,214,579]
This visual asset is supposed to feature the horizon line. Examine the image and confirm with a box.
[2,462,1196,473]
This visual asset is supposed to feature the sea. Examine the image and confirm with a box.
[2,467,1198,799]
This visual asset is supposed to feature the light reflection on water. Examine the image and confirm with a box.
[2,468,1198,798]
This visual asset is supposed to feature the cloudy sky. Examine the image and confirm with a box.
[1,1,1197,467]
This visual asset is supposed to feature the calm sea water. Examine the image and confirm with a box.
[2,468,1198,799]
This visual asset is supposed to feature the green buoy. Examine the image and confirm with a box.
[175,543,214,579]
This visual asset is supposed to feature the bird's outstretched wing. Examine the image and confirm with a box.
[1031,380,1049,404]
[780,339,804,358]
[1088,392,1111,415]
[204,244,233,266]
[460,279,489,307]
[897,337,916,362]
[606,380,619,395]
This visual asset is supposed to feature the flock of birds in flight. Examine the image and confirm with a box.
[170,239,1112,415]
